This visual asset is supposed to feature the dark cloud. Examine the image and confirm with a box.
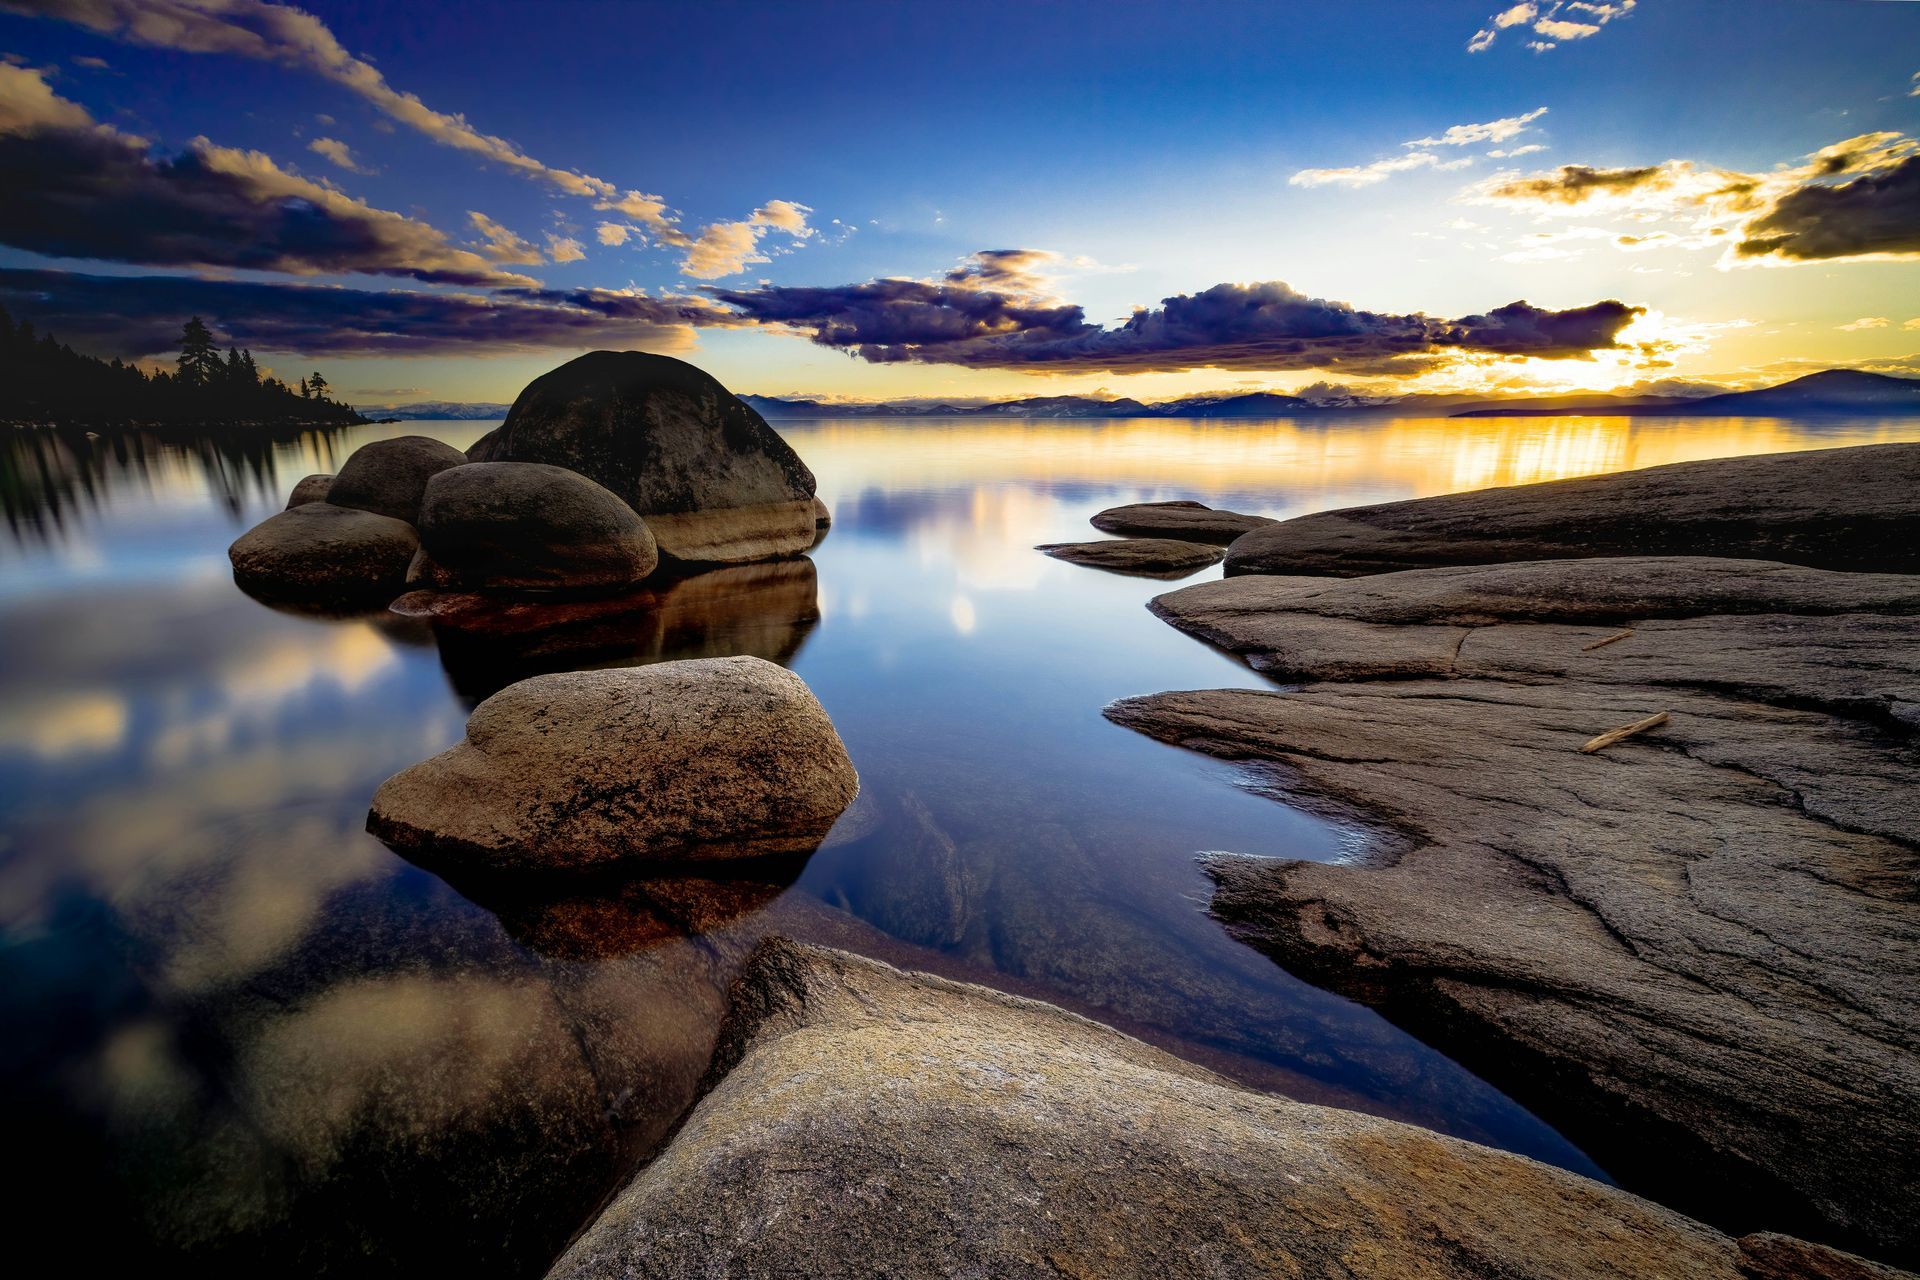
[1736,154,1920,262]
[711,276,1642,374]
[0,62,528,285]
[1481,163,1667,205]
[0,268,730,358]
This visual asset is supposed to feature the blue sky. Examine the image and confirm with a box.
[1,0,1917,403]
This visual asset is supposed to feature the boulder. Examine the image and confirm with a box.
[812,496,832,528]
[1090,499,1275,544]
[1112,554,1920,1259]
[325,435,469,523]
[284,473,333,507]
[1224,442,1920,576]
[549,939,1906,1280]
[228,502,419,605]
[468,352,818,565]
[407,461,657,596]
[1038,537,1225,578]
[367,656,858,871]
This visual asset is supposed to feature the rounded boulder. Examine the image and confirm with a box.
[408,461,658,595]
[229,502,419,605]
[285,473,334,508]
[328,435,469,523]
[467,352,817,565]
[366,656,859,872]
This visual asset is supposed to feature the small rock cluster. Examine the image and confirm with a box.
[1036,500,1271,580]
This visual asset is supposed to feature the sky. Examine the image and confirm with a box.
[0,0,1917,406]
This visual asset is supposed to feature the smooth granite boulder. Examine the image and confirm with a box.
[1223,442,1920,576]
[325,435,468,523]
[367,656,858,871]
[1038,537,1225,578]
[284,473,333,508]
[407,461,657,596]
[1090,499,1275,545]
[549,940,1908,1280]
[228,502,419,605]
[468,352,817,565]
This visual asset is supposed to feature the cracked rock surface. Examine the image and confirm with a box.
[548,940,1909,1280]
[1223,442,1920,576]
[1111,551,1920,1263]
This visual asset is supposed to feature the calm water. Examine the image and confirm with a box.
[4,412,1916,1274]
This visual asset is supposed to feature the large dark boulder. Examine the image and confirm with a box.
[468,352,817,565]
[408,461,657,595]
[284,473,333,508]
[327,435,468,523]
[1224,442,1920,577]
[228,502,419,605]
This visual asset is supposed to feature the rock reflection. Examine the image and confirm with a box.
[404,557,822,703]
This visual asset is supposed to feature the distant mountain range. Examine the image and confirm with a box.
[360,370,1920,424]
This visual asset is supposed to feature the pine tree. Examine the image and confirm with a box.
[307,370,329,401]
[177,317,220,387]
[299,377,310,398]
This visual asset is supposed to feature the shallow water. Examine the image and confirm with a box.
[3,412,1915,1274]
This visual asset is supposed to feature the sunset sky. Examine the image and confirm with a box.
[1,0,1916,405]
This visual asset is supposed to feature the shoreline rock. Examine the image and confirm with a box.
[548,939,1907,1280]
[284,472,333,507]
[1091,499,1275,544]
[325,434,468,524]
[367,656,858,871]
[1223,442,1920,576]
[228,502,419,605]
[1037,537,1225,578]
[407,461,658,596]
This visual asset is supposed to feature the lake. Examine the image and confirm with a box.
[4,412,1915,1275]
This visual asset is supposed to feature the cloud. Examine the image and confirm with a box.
[1734,154,1920,263]
[1487,143,1546,159]
[0,63,531,285]
[1908,318,1920,331]
[679,200,814,279]
[1468,0,1632,54]
[1405,107,1547,148]
[70,53,109,68]
[544,233,584,263]
[707,253,1643,375]
[1291,150,1472,188]
[0,266,740,358]
[465,211,543,265]
[596,222,631,246]
[1478,162,1673,205]
[305,135,367,173]
[1837,317,1888,332]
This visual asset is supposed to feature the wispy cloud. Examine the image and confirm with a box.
[0,62,532,285]
[1293,107,1546,188]
[679,200,815,279]
[1468,0,1634,55]
[1837,317,1888,332]
[544,233,585,264]
[305,135,368,173]
[466,212,543,266]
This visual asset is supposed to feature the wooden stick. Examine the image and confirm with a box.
[1582,628,1635,652]
[1579,711,1670,754]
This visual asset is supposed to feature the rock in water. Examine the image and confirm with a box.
[408,461,658,595]
[1037,537,1225,577]
[1090,499,1275,544]
[367,656,857,871]
[549,939,1901,1280]
[323,435,468,523]
[1224,442,1920,576]
[228,502,419,605]
[285,473,333,507]
[468,352,817,565]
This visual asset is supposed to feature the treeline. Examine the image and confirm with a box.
[0,311,366,429]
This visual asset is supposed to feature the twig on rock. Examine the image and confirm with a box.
[1582,628,1636,652]
[1579,711,1671,754]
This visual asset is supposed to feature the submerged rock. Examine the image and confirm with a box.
[325,434,469,523]
[1224,442,1920,576]
[284,473,333,507]
[228,502,419,605]
[1090,499,1275,544]
[1114,553,1920,1259]
[408,461,657,596]
[550,939,1898,1280]
[1037,537,1225,577]
[367,656,857,871]
[468,352,818,565]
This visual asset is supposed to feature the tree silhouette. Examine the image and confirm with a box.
[307,370,330,401]
[176,317,220,387]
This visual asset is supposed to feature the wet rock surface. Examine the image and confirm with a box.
[367,656,858,871]
[468,352,817,565]
[228,502,419,605]
[1037,536,1225,577]
[550,940,1905,1280]
[325,435,468,524]
[1091,498,1275,544]
[1224,442,1920,576]
[1113,552,1920,1261]
[408,461,658,596]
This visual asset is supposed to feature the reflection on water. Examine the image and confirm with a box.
[3,412,1917,1275]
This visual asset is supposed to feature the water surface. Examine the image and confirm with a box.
[4,412,1914,1274]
